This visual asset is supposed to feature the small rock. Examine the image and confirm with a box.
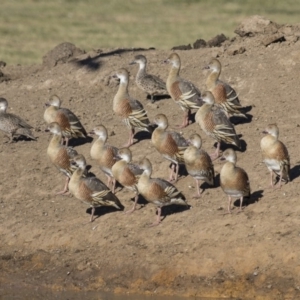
[171,44,192,51]
[263,34,285,46]
[234,15,279,37]
[227,46,246,56]
[193,39,207,49]
[207,34,227,47]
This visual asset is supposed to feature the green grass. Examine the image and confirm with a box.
[0,0,299,65]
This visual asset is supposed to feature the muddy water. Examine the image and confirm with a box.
[1,282,236,300]
[2,290,236,300]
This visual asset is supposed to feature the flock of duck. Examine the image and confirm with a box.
[0,53,290,226]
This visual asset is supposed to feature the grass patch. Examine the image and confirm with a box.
[0,0,299,65]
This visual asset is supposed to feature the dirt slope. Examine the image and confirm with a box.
[1,16,300,300]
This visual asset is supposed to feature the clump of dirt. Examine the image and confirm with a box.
[42,42,85,68]
[1,16,300,299]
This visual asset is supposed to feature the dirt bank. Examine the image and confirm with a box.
[1,16,300,300]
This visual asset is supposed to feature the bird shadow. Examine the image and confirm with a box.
[189,112,197,124]
[290,164,300,181]
[211,173,221,189]
[133,194,149,206]
[68,136,93,147]
[230,113,253,126]
[73,47,156,71]
[160,204,191,222]
[215,138,247,154]
[9,136,38,143]
[133,131,152,144]
[168,162,188,179]
[241,105,253,114]
[232,189,263,209]
[146,94,171,103]
[86,205,125,221]
[73,53,103,71]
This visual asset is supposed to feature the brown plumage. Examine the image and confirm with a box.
[112,68,154,147]
[151,114,189,182]
[137,158,188,226]
[46,122,79,195]
[89,125,119,193]
[204,58,246,118]
[164,53,202,128]
[68,154,122,222]
[44,95,87,146]
[111,148,143,213]
[184,133,215,198]
[195,91,241,160]
[129,54,168,103]
[260,123,290,189]
[220,148,250,214]
[0,98,36,143]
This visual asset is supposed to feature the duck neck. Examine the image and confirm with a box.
[167,65,180,88]
[206,70,220,89]
[49,133,62,148]
[113,79,129,109]
[90,137,105,158]
[139,168,151,184]
[136,62,146,78]
[69,166,85,190]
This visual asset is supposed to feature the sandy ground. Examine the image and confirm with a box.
[1,16,300,300]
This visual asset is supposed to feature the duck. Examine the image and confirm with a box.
[0,97,36,143]
[195,91,241,160]
[220,148,250,214]
[89,125,119,193]
[111,68,154,147]
[46,122,79,195]
[44,95,87,146]
[129,54,168,103]
[111,147,143,213]
[137,157,188,226]
[204,58,246,118]
[260,123,290,189]
[183,133,215,198]
[164,52,202,128]
[69,154,122,222]
[151,114,188,182]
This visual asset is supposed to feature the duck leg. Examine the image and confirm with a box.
[90,207,96,222]
[227,196,232,214]
[177,109,191,128]
[193,179,202,198]
[105,174,112,190]
[174,162,180,183]
[125,193,139,214]
[210,142,221,161]
[168,163,176,182]
[268,170,274,188]
[56,177,70,195]
[111,178,116,194]
[274,171,283,189]
[237,196,244,213]
[149,207,162,226]
[124,128,135,147]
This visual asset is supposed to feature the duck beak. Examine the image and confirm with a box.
[88,130,95,136]
[129,60,136,65]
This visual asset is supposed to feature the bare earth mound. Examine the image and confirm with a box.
[1,16,300,299]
